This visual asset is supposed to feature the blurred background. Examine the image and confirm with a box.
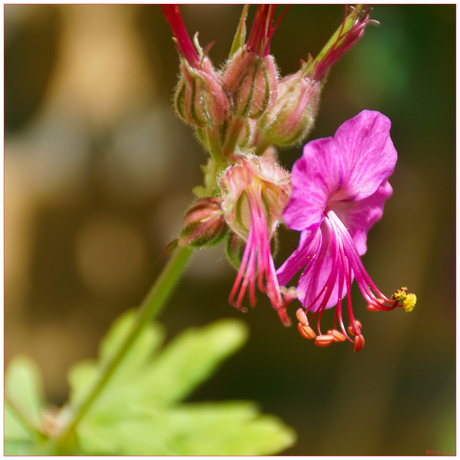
[4,4,455,455]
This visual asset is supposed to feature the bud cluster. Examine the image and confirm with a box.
[161,4,375,253]
[162,5,375,178]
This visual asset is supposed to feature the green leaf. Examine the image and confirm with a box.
[70,319,248,415]
[67,310,166,404]
[5,355,46,432]
[4,435,55,456]
[161,402,297,455]
[99,310,166,375]
[4,439,36,456]
[5,356,51,455]
[68,318,296,455]
[67,359,98,405]
[5,400,31,442]
[77,402,296,456]
[143,319,249,405]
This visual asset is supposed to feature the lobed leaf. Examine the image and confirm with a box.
[66,317,295,455]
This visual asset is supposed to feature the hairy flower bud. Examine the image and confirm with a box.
[162,5,230,127]
[223,49,278,119]
[259,65,321,146]
[219,155,291,241]
[175,57,230,127]
[179,197,227,247]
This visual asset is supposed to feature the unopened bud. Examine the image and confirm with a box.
[175,57,230,127]
[223,49,278,119]
[259,66,321,146]
[309,6,376,82]
[179,197,227,247]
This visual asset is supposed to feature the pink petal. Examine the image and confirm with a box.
[333,110,397,202]
[283,137,342,231]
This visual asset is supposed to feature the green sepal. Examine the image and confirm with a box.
[229,5,249,58]
[225,232,246,270]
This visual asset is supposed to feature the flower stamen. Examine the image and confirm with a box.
[315,334,335,347]
[353,334,365,352]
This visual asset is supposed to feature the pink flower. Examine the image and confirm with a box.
[219,155,294,326]
[277,110,416,351]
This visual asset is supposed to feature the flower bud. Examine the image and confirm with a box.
[223,49,278,119]
[175,57,230,127]
[219,155,291,241]
[308,6,376,82]
[259,65,322,146]
[179,197,227,247]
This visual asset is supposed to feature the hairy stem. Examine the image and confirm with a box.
[57,245,194,445]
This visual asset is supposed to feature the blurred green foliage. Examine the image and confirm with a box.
[6,315,296,455]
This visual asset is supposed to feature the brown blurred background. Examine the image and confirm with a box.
[4,4,455,455]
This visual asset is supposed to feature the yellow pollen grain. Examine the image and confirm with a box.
[402,293,417,312]
[391,287,408,302]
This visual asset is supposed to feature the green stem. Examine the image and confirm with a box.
[206,125,225,164]
[57,245,194,444]
[204,126,228,193]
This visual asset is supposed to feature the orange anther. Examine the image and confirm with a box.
[367,304,379,312]
[296,308,309,325]
[315,334,335,347]
[297,323,316,340]
[331,330,347,342]
[353,334,365,352]
[348,319,363,335]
